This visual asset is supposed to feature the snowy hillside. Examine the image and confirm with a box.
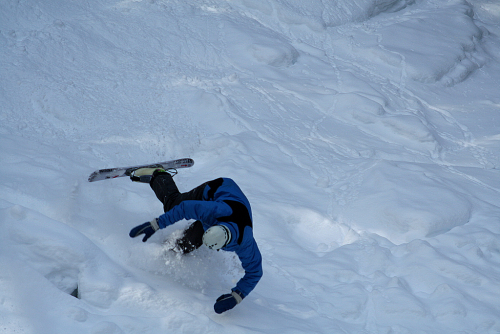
[1,0,500,333]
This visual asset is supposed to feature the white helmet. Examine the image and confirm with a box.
[203,225,231,250]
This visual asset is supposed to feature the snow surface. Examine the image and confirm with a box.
[1,0,500,333]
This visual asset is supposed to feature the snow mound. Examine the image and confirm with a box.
[237,0,413,30]
[332,92,440,154]
[339,161,473,244]
[2,202,128,308]
[375,1,486,85]
[280,205,359,253]
[225,20,299,68]
[331,1,487,86]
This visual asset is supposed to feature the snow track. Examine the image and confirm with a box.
[1,0,500,333]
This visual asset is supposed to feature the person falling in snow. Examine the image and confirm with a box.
[128,168,263,314]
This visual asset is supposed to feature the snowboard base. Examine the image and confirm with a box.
[88,158,194,182]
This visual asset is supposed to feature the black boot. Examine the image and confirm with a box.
[175,221,204,254]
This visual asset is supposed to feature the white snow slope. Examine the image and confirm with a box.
[1,0,500,333]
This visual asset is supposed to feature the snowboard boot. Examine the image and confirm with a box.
[130,168,166,183]
[172,220,204,254]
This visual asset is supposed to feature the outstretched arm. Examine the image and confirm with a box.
[234,228,263,297]
[157,200,233,228]
[213,227,262,314]
[130,201,232,242]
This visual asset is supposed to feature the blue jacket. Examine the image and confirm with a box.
[157,178,262,297]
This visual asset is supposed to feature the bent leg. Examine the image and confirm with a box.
[150,173,207,253]
[150,172,207,212]
[149,172,181,212]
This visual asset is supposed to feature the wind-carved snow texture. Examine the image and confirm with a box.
[1,0,500,333]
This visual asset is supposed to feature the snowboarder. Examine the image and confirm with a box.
[128,168,263,314]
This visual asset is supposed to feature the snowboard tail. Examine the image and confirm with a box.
[88,158,194,182]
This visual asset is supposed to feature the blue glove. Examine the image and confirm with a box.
[129,218,160,242]
[214,290,244,314]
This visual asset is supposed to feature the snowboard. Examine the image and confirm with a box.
[88,158,194,182]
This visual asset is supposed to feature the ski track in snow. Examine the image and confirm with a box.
[1,0,500,333]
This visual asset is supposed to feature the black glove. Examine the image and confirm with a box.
[214,290,244,314]
[129,218,160,242]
